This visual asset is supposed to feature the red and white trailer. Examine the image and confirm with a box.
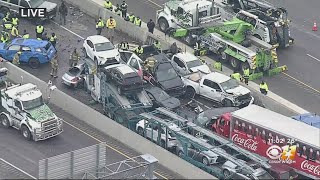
[211,105,320,179]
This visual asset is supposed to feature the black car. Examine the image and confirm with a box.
[194,107,239,128]
[151,53,185,97]
[145,86,181,109]
[104,64,144,95]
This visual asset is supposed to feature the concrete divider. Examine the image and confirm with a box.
[0,61,216,179]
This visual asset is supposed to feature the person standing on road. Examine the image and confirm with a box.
[213,60,222,71]
[36,24,44,39]
[259,81,268,95]
[147,19,155,34]
[69,48,80,67]
[49,33,57,48]
[134,45,144,57]
[120,1,128,18]
[11,14,19,28]
[119,39,129,50]
[128,12,135,23]
[106,16,116,43]
[243,68,250,85]
[96,17,104,35]
[0,31,9,43]
[59,1,68,25]
[10,25,19,39]
[230,71,241,82]
[134,16,142,27]
[104,0,113,11]
[22,30,29,39]
[50,54,59,78]
[12,51,21,65]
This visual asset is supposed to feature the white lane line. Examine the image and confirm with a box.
[51,20,85,40]
[0,158,37,179]
[306,54,320,62]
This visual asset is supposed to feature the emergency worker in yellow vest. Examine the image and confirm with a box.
[213,61,222,71]
[134,45,143,56]
[144,57,156,72]
[259,81,268,95]
[50,54,58,78]
[2,12,10,22]
[128,12,135,23]
[3,19,13,31]
[35,24,44,39]
[243,68,250,85]
[0,31,9,43]
[106,16,116,43]
[69,48,80,67]
[104,0,113,11]
[11,15,19,27]
[12,51,21,65]
[134,16,142,27]
[11,25,19,39]
[49,33,57,48]
[119,39,129,50]
[153,40,161,51]
[230,71,241,82]
[194,40,201,56]
[22,30,29,39]
[114,4,122,16]
[96,17,104,35]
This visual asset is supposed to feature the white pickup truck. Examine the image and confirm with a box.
[182,71,253,107]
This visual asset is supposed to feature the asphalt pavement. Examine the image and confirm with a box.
[113,0,320,113]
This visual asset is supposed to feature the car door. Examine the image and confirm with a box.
[85,40,95,59]
[19,46,32,63]
[11,100,25,127]
[5,44,20,61]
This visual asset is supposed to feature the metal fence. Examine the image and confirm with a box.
[38,143,106,179]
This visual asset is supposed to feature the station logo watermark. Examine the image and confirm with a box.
[266,144,297,164]
[19,8,47,18]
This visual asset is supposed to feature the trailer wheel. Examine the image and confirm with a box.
[160,140,166,148]
[229,57,240,70]
[240,62,250,74]
[0,114,9,128]
[137,127,144,136]
[202,157,210,166]
[158,18,169,32]
[21,125,32,140]
[223,99,233,107]
[185,87,196,99]
[223,169,231,178]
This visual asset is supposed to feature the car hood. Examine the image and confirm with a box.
[38,1,57,11]
[158,77,184,90]
[25,104,55,122]
[95,49,119,58]
[161,97,181,109]
[0,43,5,49]
[225,85,250,96]
[190,65,211,74]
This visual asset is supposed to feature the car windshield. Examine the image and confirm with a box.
[29,0,44,8]
[220,79,239,91]
[95,42,115,52]
[22,96,44,110]
[186,59,203,68]
[158,91,171,101]
[156,63,178,82]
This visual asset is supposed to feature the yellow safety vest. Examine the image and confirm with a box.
[153,42,161,50]
[260,83,268,92]
[96,19,104,28]
[71,52,80,61]
[104,1,112,9]
[1,34,8,43]
[214,62,222,71]
[106,19,116,29]
[12,18,18,26]
[2,17,7,22]
[128,15,135,23]
[11,26,18,36]
[231,73,241,81]
[243,69,250,77]
[134,18,141,26]
[37,37,42,40]
[4,21,12,30]
[50,35,57,42]
[22,33,30,39]
[36,26,44,33]
[134,47,143,54]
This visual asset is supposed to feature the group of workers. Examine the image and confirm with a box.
[96,16,117,43]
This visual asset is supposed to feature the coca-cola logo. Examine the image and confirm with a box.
[301,160,320,176]
[231,134,258,151]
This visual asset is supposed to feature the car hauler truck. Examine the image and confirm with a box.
[170,17,286,78]
[156,0,293,48]
[0,83,63,141]
[209,104,320,179]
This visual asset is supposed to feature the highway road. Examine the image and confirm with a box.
[112,0,320,113]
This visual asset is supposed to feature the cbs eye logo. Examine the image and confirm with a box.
[266,145,296,160]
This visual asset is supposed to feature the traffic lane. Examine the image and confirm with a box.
[0,104,97,177]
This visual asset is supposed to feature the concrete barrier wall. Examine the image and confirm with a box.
[0,62,216,179]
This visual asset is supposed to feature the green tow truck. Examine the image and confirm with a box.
[169,17,287,80]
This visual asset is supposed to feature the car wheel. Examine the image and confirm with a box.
[82,48,88,58]
[0,114,10,128]
[223,99,233,107]
[185,87,196,99]
[28,58,40,69]
[202,157,210,166]
[230,57,240,70]
[137,127,144,136]
[158,18,169,32]
[223,169,231,178]
[160,140,166,148]
[21,125,32,140]
[178,150,184,157]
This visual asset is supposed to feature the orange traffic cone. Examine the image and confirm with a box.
[312,22,318,31]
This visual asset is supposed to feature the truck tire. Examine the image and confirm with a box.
[137,127,144,136]
[160,140,166,148]
[158,18,169,32]
[240,62,250,74]
[185,87,196,99]
[21,125,32,140]
[28,58,40,69]
[0,114,10,128]
[219,50,228,63]
[202,157,209,166]
[229,57,240,70]
[223,99,233,107]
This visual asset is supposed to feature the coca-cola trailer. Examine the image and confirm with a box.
[211,104,320,179]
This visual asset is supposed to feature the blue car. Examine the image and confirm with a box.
[0,38,56,68]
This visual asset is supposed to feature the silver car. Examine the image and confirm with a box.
[62,63,85,88]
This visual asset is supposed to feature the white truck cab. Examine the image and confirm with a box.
[0,83,63,141]
[182,71,254,107]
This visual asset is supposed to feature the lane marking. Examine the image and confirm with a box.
[62,120,169,179]
[307,53,320,63]
[0,158,37,179]
[51,21,85,40]
[281,72,320,94]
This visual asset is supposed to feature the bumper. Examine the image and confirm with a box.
[33,128,63,141]
[234,96,254,108]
